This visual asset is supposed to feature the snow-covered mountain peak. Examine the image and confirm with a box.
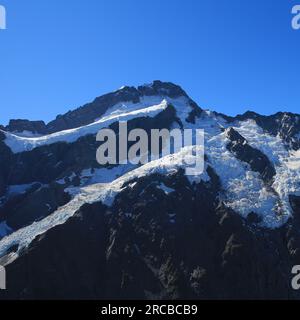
[0,81,300,266]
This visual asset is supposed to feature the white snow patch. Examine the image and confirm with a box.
[79,164,138,185]
[287,149,300,170]
[0,146,208,257]
[231,120,300,217]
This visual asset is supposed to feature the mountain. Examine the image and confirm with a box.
[0,81,299,299]
[3,81,190,135]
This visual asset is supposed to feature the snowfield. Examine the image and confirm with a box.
[0,146,208,257]
[0,96,300,259]
[231,120,300,220]
[287,149,300,170]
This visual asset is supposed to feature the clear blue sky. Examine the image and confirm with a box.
[0,0,299,125]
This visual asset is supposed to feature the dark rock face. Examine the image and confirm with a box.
[186,101,203,124]
[0,202,109,300]
[0,183,71,230]
[137,80,188,99]
[5,119,47,135]
[0,170,299,300]
[226,127,276,183]
[45,86,140,133]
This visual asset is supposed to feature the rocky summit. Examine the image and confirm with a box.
[0,81,300,299]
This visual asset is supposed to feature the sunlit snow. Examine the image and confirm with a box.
[0,97,300,260]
